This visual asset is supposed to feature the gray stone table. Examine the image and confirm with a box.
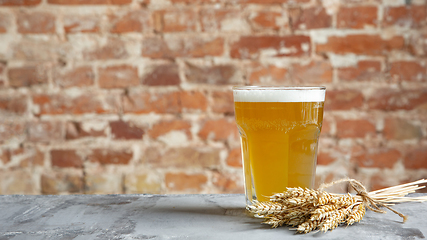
[0,194,426,240]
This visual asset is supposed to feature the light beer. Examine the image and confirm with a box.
[233,87,325,204]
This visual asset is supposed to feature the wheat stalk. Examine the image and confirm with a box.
[247,178,427,234]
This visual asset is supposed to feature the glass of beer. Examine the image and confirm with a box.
[232,86,326,206]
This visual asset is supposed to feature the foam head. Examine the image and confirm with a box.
[233,86,325,103]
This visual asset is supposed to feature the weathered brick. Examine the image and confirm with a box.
[0,13,11,33]
[98,65,139,89]
[33,91,121,115]
[48,0,131,4]
[110,120,144,140]
[141,36,224,58]
[0,94,27,115]
[324,89,364,110]
[317,151,336,165]
[367,89,427,110]
[248,9,285,31]
[384,5,427,28]
[292,61,333,84]
[0,149,10,164]
[51,150,83,168]
[145,147,220,168]
[180,91,208,111]
[0,0,41,6]
[338,60,382,81]
[165,172,207,192]
[123,91,181,114]
[383,118,422,140]
[409,33,427,56]
[289,7,332,30]
[17,11,55,34]
[212,170,244,193]
[233,0,309,3]
[185,62,241,85]
[0,170,37,194]
[84,37,128,60]
[230,35,310,59]
[316,35,404,56]
[226,147,242,168]
[84,172,123,194]
[142,63,180,86]
[12,146,44,167]
[246,62,289,85]
[55,66,95,88]
[404,147,427,169]
[28,121,63,142]
[12,36,62,61]
[88,149,132,165]
[64,15,99,33]
[66,121,107,139]
[124,173,162,194]
[148,120,192,139]
[389,61,426,82]
[110,9,151,33]
[154,9,198,32]
[198,118,239,141]
[200,8,248,32]
[337,6,378,29]
[8,65,48,87]
[352,148,401,168]
[0,121,25,143]
[212,91,234,114]
[41,172,84,194]
[336,119,376,138]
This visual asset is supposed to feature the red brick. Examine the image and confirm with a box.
[88,149,133,165]
[17,12,55,34]
[41,172,83,194]
[14,147,44,167]
[230,35,310,59]
[123,91,181,114]
[0,121,25,143]
[248,9,284,31]
[171,0,219,3]
[409,33,427,56]
[389,61,426,82]
[0,169,37,194]
[212,170,244,193]
[337,6,378,29]
[0,0,41,5]
[317,151,336,165]
[404,147,427,169]
[336,119,376,139]
[320,118,332,136]
[28,121,63,142]
[48,0,131,4]
[165,172,207,192]
[367,89,427,111]
[148,120,192,139]
[51,150,83,168]
[66,121,107,139]
[180,91,208,111]
[185,62,240,85]
[246,62,289,85]
[110,9,151,33]
[233,0,309,3]
[290,7,332,30]
[8,65,48,87]
[383,118,422,140]
[226,147,242,168]
[370,175,389,191]
[0,94,27,115]
[352,148,400,168]
[98,65,139,89]
[145,147,220,168]
[142,63,180,86]
[64,15,99,33]
[200,8,246,32]
[0,149,10,164]
[55,66,95,88]
[338,60,382,81]
[154,9,198,32]
[0,14,11,33]
[33,92,120,115]
[110,120,144,140]
[84,37,127,60]
[292,61,332,84]
[198,118,239,141]
[384,6,426,28]
[141,36,224,58]
[212,91,234,114]
[316,35,404,56]
[324,89,364,110]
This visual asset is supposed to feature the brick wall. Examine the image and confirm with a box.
[0,0,426,195]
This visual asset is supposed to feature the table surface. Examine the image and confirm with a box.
[0,194,426,240]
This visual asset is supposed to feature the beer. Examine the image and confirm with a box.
[233,87,325,204]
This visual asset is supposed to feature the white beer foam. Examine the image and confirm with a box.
[233,88,325,102]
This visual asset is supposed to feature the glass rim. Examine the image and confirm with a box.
[232,86,326,91]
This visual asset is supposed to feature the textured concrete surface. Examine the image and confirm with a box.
[0,194,426,240]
